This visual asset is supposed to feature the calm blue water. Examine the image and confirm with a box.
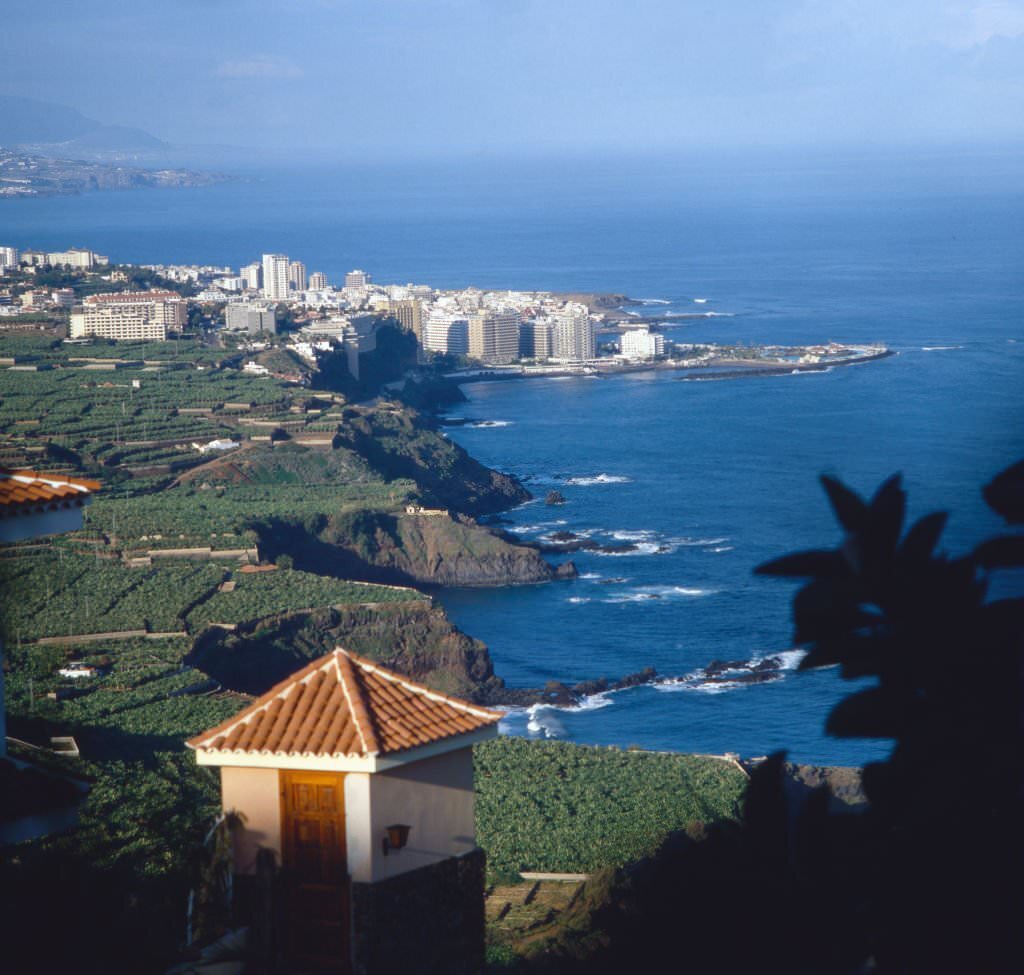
[4,152,1022,763]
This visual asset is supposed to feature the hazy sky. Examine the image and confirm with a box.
[4,0,1023,156]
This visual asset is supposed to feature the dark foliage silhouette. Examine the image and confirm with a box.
[501,462,1022,974]
[755,462,1024,973]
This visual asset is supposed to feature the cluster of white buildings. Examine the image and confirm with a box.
[1,245,109,272]
[69,291,188,341]
[2,241,672,364]
[160,252,609,365]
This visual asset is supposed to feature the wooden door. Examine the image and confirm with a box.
[280,770,350,972]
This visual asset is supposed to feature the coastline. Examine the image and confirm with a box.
[440,345,894,388]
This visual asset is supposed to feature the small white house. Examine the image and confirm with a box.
[187,648,501,974]
[192,439,240,455]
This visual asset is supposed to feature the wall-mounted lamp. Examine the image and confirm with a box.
[382,824,411,856]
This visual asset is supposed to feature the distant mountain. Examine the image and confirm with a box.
[0,96,165,155]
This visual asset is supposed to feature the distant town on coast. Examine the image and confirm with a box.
[0,243,889,383]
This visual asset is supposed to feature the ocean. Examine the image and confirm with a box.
[4,149,1022,764]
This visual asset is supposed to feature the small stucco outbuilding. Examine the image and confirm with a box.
[187,647,502,974]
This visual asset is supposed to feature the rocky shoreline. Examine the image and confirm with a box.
[481,650,804,708]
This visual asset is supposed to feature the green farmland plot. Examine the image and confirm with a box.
[475,737,747,875]
[0,553,225,640]
[185,567,420,630]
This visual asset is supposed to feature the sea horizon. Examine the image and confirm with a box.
[3,150,1023,764]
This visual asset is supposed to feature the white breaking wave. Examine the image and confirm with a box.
[595,541,663,557]
[654,648,807,695]
[921,345,962,352]
[641,584,716,597]
[657,680,745,695]
[578,572,602,580]
[707,545,734,553]
[567,596,591,604]
[468,419,513,428]
[637,298,671,305]
[564,473,633,486]
[610,529,658,541]
[672,536,729,547]
[563,692,614,713]
[526,704,565,738]
[770,648,807,670]
[603,584,715,603]
[693,297,709,304]
[515,519,568,533]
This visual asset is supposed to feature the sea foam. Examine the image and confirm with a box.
[564,473,633,486]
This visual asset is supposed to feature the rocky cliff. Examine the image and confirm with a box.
[332,404,530,515]
[189,601,504,701]
[319,510,561,586]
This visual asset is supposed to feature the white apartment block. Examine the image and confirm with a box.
[423,312,469,355]
[213,276,246,292]
[619,328,665,360]
[308,271,328,291]
[70,290,187,341]
[288,261,307,292]
[262,254,290,300]
[0,247,18,269]
[468,311,520,364]
[225,303,276,334]
[46,248,101,269]
[241,262,262,290]
[344,269,370,290]
[552,303,595,361]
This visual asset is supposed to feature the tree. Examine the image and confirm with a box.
[756,460,1024,973]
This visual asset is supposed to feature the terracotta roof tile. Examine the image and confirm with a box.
[0,469,99,516]
[187,648,502,760]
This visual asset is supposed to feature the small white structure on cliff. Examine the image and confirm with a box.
[187,647,501,974]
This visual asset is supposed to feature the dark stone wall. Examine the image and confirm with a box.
[351,849,486,975]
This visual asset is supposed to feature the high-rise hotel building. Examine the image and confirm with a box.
[288,261,307,292]
[241,262,262,291]
[552,302,595,361]
[262,254,291,300]
[423,312,469,355]
[468,311,520,364]
[389,298,424,342]
[69,291,187,341]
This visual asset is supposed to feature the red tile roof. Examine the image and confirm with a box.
[0,469,99,518]
[187,648,502,760]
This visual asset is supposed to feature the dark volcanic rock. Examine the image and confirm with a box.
[482,666,660,707]
[545,490,567,505]
[331,403,530,515]
[258,508,560,588]
[189,601,505,702]
[601,542,639,554]
[554,561,579,579]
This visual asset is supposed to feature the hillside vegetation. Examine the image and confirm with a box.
[475,737,746,876]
